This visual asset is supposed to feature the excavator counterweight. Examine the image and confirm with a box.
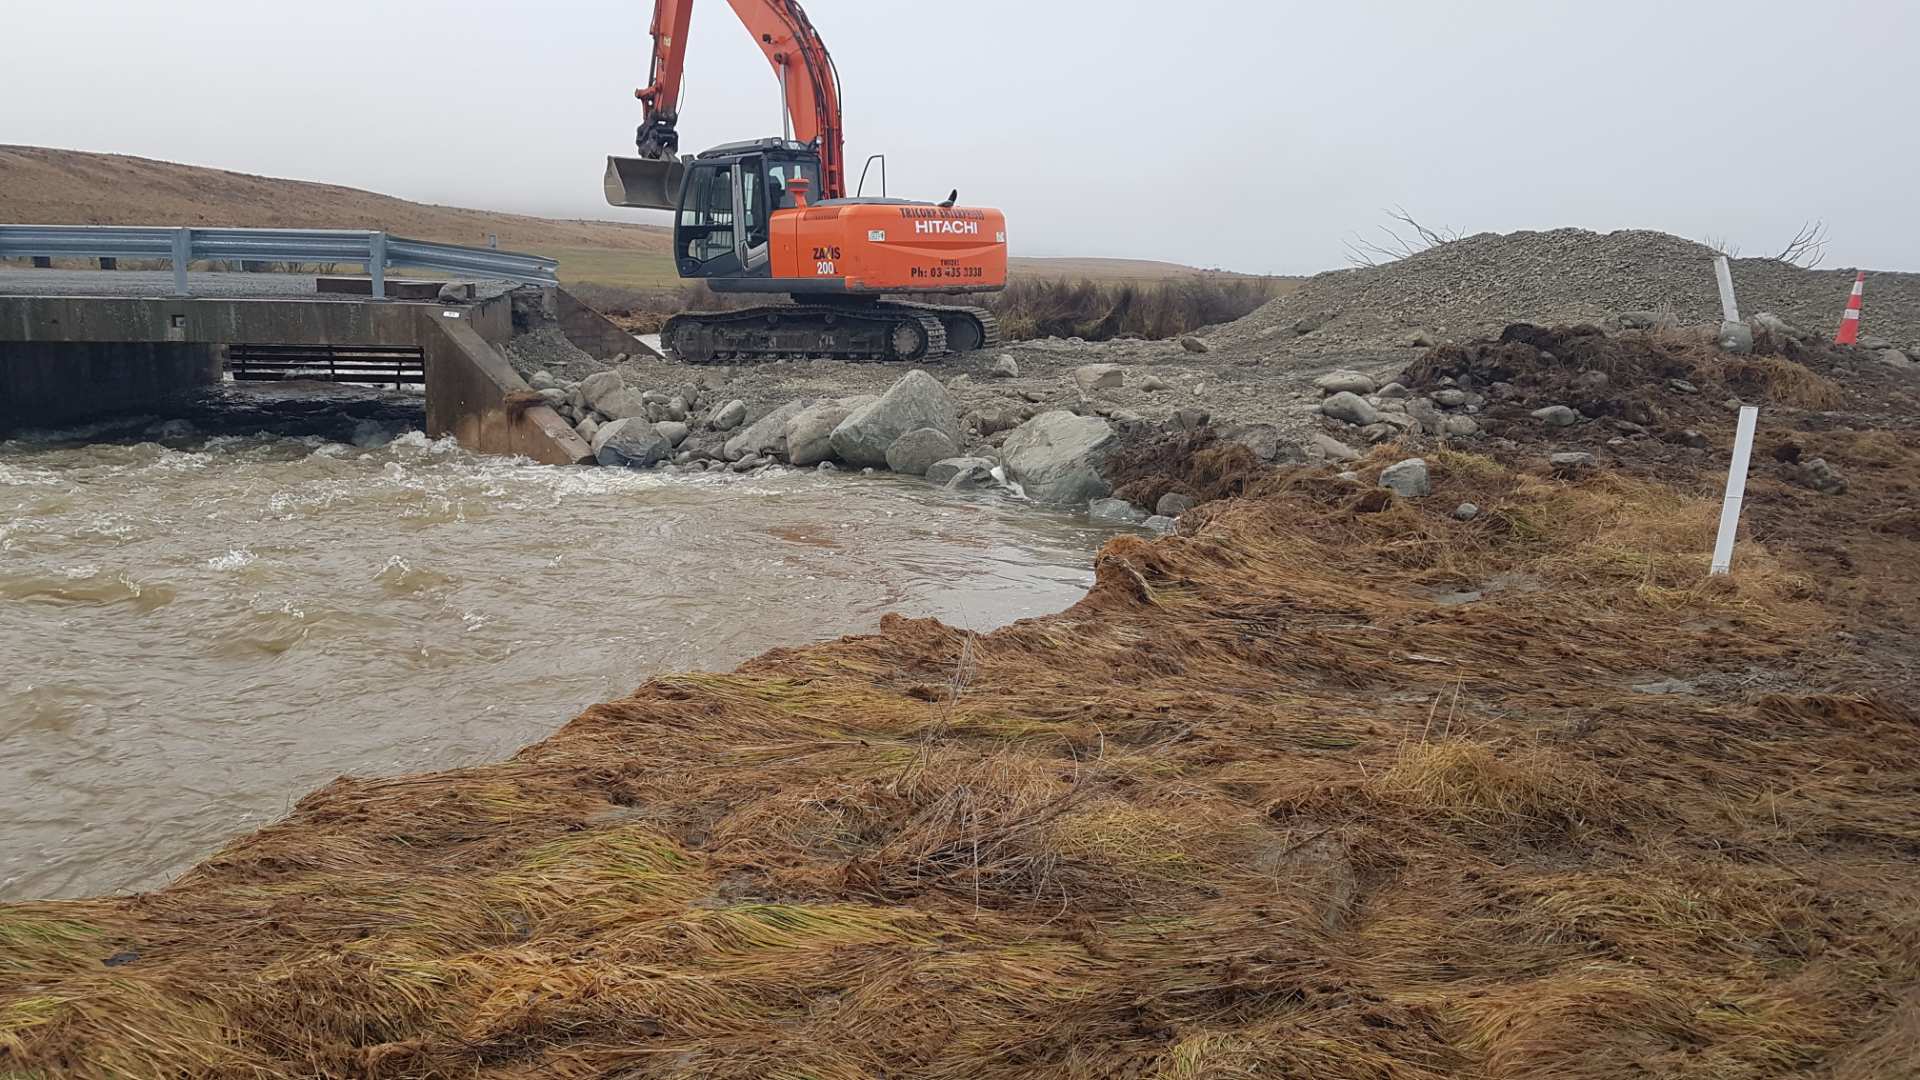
[608,0,1006,363]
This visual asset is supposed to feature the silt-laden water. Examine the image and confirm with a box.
[0,389,1121,901]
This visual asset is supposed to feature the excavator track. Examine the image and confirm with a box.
[662,301,997,365]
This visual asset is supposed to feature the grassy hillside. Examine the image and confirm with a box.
[0,146,1251,290]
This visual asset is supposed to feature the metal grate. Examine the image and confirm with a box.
[227,344,425,388]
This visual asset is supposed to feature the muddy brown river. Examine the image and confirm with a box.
[0,389,1122,902]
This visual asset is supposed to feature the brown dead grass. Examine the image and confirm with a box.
[4,453,1919,1078]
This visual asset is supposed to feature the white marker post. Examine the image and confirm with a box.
[1715,255,1741,324]
[1710,406,1760,575]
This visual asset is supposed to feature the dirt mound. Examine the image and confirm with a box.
[1103,426,1268,510]
[6,440,1920,1077]
[1210,228,1920,357]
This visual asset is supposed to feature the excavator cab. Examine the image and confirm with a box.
[666,140,822,283]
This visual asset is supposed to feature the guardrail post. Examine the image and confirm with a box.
[369,231,388,299]
[171,228,193,296]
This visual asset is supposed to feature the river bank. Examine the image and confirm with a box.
[3,317,1917,1076]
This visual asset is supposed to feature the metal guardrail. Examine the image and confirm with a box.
[0,225,560,298]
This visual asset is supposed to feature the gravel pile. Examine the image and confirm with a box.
[502,328,604,381]
[1212,229,1920,357]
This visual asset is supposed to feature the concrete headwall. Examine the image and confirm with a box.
[0,341,222,431]
[420,311,592,466]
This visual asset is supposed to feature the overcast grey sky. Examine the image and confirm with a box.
[2,0,1915,274]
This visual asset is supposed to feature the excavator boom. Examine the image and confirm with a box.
[610,0,845,210]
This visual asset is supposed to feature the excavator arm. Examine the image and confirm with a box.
[610,0,846,209]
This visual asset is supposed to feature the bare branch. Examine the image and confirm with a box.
[1342,208,1463,268]
[1772,220,1828,268]
[1704,234,1742,258]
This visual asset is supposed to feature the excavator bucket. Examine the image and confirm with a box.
[604,156,688,211]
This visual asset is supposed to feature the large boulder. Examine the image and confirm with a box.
[591,418,672,469]
[655,420,690,448]
[597,387,650,421]
[1321,391,1381,427]
[724,399,810,461]
[580,371,627,412]
[885,427,960,476]
[830,370,960,468]
[1001,411,1117,506]
[783,396,873,467]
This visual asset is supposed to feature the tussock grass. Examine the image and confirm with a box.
[4,455,1918,1078]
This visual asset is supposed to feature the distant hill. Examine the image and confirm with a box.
[0,146,1255,289]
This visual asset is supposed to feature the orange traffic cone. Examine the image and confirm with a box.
[1835,272,1866,346]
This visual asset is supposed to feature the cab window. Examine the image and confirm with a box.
[679,165,737,264]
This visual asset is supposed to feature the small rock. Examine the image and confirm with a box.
[966,407,1025,437]
[1550,451,1597,471]
[1403,397,1443,434]
[641,390,672,406]
[1718,320,1754,355]
[885,427,960,476]
[1784,457,1847,495]
[1157,493,1196,517]
[1452,502,1480,521]
[710,399,748,432]
[1073,364,1126,395]
[1532,405,1578,427]
[1220,423,1281,462]
[1668,379,1699,395]
[1309,433,1360,463]
[1860,335,1893,351]
[575,416,600,443]
[1293,313,1329,335]
[1378,457,1431,498]
[926,456,996,487]
[1678,429,1710,449]
[1431,388,1468,407]
[1172,408,1212,432]
[731,454,765,473]
[664,396,689,422]
[1572,370,1610,393]
[1139,375,1173,392]
[1375,382,1410,400]
[538,387,569,408]
[677,383,703,411]
[1143,515,1178,535]
[1314,370,1377,396]
[1021,389,1048,404]
[1409,330,1438,348]
[1616,311,1660,330]
[817,461,838,472]
[655,420,690,447]
[1441,415,1480,437]
[1750,312,1804,341]
[1611,419,1649,436]
[946,374,973,390]
[990,355,1020,379]
[724,399,809,461]
[1321,391,1382,427]
[1089,497,1148,524]
[1180,337,1209,354]
[1336,470,1361,482]
[528,370,559,391]
[1359,423,1400,444]
[1377,411,1418,432]
[1881,349,1912,367]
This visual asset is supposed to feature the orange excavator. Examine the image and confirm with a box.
[605,0,1007,363]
